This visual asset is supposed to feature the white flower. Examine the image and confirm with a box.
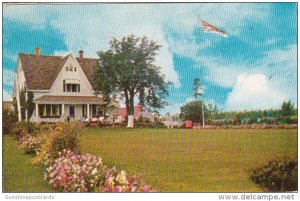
[121,171,128,185]
[107,177,115,186]
[91,168,98,175]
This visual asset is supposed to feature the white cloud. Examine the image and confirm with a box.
[3,4,56,29]
[3,3,270,89]
[265,38,281,45]
[3,69,15,88]
[225,74,286,111]
[196,56,247,88]
[252,44,297,105]
[2,90,12,101]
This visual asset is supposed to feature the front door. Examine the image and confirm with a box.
[69,106,75,118]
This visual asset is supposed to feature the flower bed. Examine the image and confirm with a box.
[44,150,104,192]
[44,150,157,192]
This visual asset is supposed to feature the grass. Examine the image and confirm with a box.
[3,136,53,192]
[3,128,297,192]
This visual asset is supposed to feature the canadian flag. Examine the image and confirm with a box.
[198,18,228,38]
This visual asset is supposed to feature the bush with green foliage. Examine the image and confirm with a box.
[250,156,297,192]
[12,121,36,140]
[33,123,81,166]
[2,109,18,135]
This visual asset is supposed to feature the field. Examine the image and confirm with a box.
[3,128,297,192]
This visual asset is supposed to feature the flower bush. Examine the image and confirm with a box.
[33,123,81,166]
[44,150,105,192]
[44,150,157,192]
[20,134,46,154]
[98,167,157,192]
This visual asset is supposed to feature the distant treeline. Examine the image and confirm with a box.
[179,100,297,125]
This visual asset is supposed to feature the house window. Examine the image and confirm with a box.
[72,84,77,92]
[74,67,77,72]
[66,67,68,71]
[67,84,72,92]
[53,105,57,116]
[46,105,51,115]
[66,84,80,92]
[63,80,66,92]
[39,104,62,118]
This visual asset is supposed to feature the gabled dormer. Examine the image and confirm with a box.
[17,49,98,95]
[48,51,96,96]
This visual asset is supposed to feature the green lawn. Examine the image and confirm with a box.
[3,128,297,192]
[3,135,53,192]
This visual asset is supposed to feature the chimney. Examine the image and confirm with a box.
[79,50,83,59]
[35,47,40,57]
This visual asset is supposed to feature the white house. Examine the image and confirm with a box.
[12,48,118,123]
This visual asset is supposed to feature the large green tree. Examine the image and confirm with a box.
[279,100,296,124]
[93,35,169,127]
[180,100,207,123]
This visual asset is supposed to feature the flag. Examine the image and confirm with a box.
[198,18,228,38]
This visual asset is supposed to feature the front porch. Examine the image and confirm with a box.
[33,95,107,123]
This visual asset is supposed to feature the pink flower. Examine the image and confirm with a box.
[141,185,148,192]
[113,186,120,192]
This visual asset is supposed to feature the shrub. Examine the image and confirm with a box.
[3,109,18,135]
[44,150,105,192]
[36,123,58,133]
[33,123,81,166]
[19,134,46,155]
[250,156,297,192]
[12,121,37,140]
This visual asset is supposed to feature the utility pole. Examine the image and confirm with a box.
[193,78,205,127]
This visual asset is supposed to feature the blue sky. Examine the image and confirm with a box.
[3,3,297,114]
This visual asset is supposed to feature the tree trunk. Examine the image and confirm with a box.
[127,89,135,128]
[124,90,130,117]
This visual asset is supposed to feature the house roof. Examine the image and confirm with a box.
[34,95,103,104]
[19,53,98,90]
